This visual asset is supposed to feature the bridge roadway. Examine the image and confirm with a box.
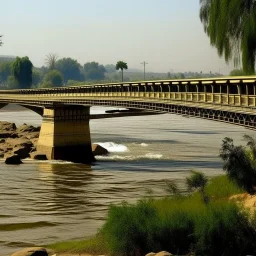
[0,76,255,163]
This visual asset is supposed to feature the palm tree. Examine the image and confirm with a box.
[116,61,128,82]
[45,53,58,70]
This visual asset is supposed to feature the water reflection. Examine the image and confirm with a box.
[38,163,94,214]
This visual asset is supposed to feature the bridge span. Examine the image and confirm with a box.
[0,76,255,163]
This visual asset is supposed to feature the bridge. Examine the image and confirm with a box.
[0,76,255,163]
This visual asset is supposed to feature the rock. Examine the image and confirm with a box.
[146,253,156,256]
[17,123,41,133]
[5,154,23,164]
[13,146,31,159]
[30,152,48,160]
[155,252,173,256]
[0,138,5,143]
[0,132,17,139]
[11,247,48,256]
[0,121,16,132]
[92,144,109,156]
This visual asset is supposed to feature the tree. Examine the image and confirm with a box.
[32,69,43,86]
[45,53,58,70]
[116,61,128,82]
[0,35,2,46]
[200,0,256,74]
[55,57,82,84]
[43,70,63,87]
[0,62,12,85]
[105,64,116,73]
[84,61,106,81]
[220,136,256,194]
[12,56,33,89]
[229,69,245,76]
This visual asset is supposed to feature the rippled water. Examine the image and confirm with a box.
[0,105,255,255]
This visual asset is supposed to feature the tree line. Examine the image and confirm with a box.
[0,53,129,89]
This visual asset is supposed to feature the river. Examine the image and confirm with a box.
[0,105,254,255]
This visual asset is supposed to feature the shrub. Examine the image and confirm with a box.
[220,136,256,194]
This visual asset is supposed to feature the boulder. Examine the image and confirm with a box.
[13,146,31,159]
[0,121,16,132]
[11,247,48,256]
[5,154,23,164]
[30,152,48,160]
[155,252,173,256]
[92,144,109,156]
[146,253,156,256]
[17,123,41,133]
[0,132,18,139]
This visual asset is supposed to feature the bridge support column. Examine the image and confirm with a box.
[37,105,95,164]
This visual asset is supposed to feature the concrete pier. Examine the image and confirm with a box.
[37,105,95,164]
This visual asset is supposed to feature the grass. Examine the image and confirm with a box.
[47,234,106,254]
[46,175,253,256]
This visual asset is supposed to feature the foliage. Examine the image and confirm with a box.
[165,180,180,195]
[220,136,256,194]
[83,62,106,81]
[0,35,2,46]
[0,62,12,84]
[7,75,19,89]
[11,56,33,89]
[32,69,43,86]
[205,175,244,198]
[101,196,256,256]
[186,171,208,203]
[116,61,128,82]
[45,53,58,70]
[229,69,245,76]
[200,0,256,74]
[43,70,63,87]
[55,57,83,84]
[104,64,116,73]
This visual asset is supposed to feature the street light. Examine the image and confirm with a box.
[141,61,148,81]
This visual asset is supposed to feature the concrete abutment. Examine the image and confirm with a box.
[37,105,95,164]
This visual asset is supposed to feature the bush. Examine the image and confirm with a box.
[220,136,256,194]
[101,195,256,256]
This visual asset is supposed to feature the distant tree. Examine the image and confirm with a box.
[45,53,58,70]
[200,0,256,74]
[55,58,82,84]
[116,61,128,82]
[7,75,19,89]
[0,35,2,46]
[229,69,245,76]
[32,69,43,86]
[0,62,12,84]
[12,56,33,89]
[43,70,63,87]
[105,64,116,73]
[84,62,106,80]
[220,136,256,194]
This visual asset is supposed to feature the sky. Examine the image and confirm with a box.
[0,0,235,74]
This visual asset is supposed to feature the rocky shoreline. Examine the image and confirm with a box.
[0,121,108,164]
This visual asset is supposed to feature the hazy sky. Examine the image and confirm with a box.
[0,0,234,74]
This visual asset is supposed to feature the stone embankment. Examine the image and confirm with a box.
[0,121,108,164]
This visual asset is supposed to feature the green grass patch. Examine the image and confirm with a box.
[47,234,106,254]
[205,175,244,198]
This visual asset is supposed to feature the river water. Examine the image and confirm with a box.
[0,105,254,255]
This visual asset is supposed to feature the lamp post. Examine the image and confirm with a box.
[141,61,148,81]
